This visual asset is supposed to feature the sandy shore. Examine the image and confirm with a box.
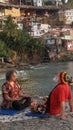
[0,114,73,130]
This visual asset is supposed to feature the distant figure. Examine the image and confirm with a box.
[1,70,31,110]
[46,71,73,119]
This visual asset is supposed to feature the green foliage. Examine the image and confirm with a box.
[0,22,2,29]
[3,16,18,37]
[0,40,7,57]
[0,40,15,58]
[0,40,6,52]
[0,16,43,62]
[0,40,9,57]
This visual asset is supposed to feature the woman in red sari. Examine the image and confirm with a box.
[1,70,31,110]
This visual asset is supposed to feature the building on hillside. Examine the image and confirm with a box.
[46,0,68,6]
[9,0,43,6]
[33,0,43,6]
[58,9,73,25]
[45,0,62,6]
[9,0,33,5]
[31,22,51,37]
[52,0,68,5]
[58,10,65,23]
[4,7,20,17]
[64,9,73,25]
[60,27,73,51]
[0,1,60,32]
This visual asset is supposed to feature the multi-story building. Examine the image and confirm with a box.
[31,22,51,37]
[45,0,69,6]
[9,0,43,6]
[58,9,73,25]
[33,0,44,6]
[4,7,20,17]
[64,9,73,24]
[44,0,62,6]
[58,10,65,23]
[0,0,60,31]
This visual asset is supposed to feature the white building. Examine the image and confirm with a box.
[31,22,51,37]
[64,9,73,24]
[33,0,43,6]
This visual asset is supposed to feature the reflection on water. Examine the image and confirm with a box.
[0,62,73,97]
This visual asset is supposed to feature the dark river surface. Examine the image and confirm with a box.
[0,62,73,97]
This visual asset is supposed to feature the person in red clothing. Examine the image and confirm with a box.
[46,71,73,119]
[30,71,73,119]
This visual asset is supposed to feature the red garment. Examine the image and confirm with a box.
[1,82,22,109]
[3,82,22,100]
[49,83,72,115]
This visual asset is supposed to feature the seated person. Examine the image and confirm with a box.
[1,69,31,110]
[30,71,73,120]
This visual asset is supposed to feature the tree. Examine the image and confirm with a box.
[3,16,18,37]
[0,40,14,58]
[0,16,43,62]
[12,31,43,61]
[0,40,7,57]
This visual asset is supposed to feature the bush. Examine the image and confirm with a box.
[0,16,44,63]
[0,40,8,57]
[0,40,16,59]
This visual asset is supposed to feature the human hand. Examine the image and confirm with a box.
[24,94,31,98]
[11,97,22,101]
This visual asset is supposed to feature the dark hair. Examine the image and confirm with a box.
[6,69,17,81]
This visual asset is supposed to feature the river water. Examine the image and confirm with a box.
[0,62,73,97]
